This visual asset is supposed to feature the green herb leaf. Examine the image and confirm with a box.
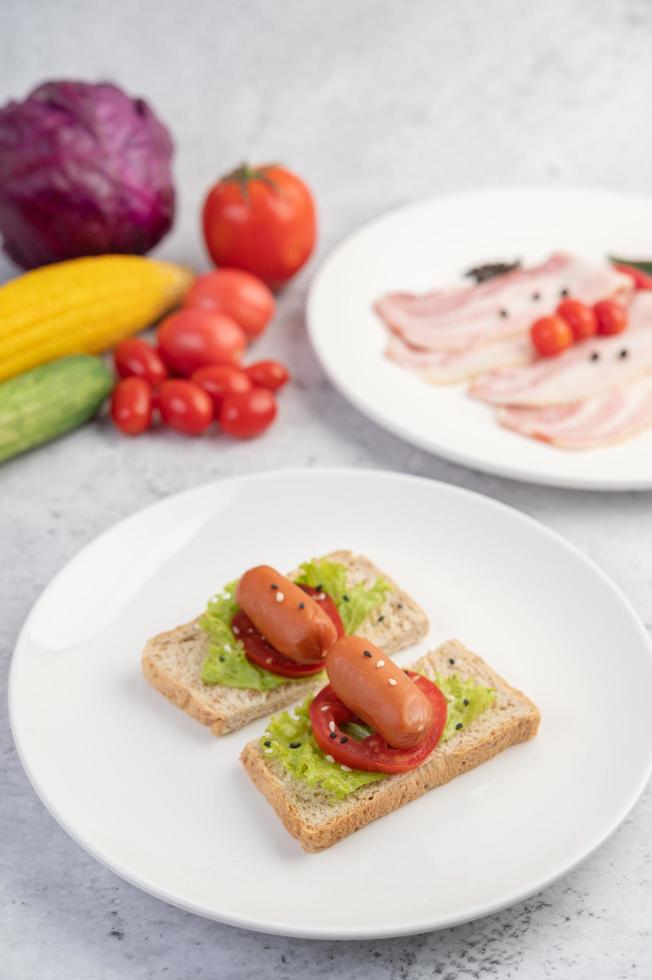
[609,256,652,276]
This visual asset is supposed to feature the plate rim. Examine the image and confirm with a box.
[307,185,652,492]
[9,466,652,939]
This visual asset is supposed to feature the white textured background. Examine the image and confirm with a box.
[2,0,652,977]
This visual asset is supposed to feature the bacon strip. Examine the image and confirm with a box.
[376,253,632,353]
[469,293,652,407]
[386,333,534,383]
[498,375,652,449]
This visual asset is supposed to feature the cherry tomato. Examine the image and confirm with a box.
[157,309,247,376]
[111,377,152,435]
[219,387,277,439]
[593,299,628,336]
[159,380,213,435]
[244,359,290,392]
[114,337,168,384]
[612,262,652,290]
[183,269,275,339]
[530,315,573,357]
[191,364,252,413]
[309,672,448,774]
[235,586,343,678]
[556,299,597,342]
[202,163,317,288]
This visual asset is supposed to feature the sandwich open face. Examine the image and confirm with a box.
[141,550,429,735]
[241,639,540,852]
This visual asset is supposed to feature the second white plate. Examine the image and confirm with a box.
[9,469,652,937]
[308,187,652,489]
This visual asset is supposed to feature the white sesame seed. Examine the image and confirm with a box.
[341,765,352,772]
[264,748,273,754]
[224,643,231,653]
[232,625,240,635]
[320,705,329,712]
[275,591,285,603]
[325,754,335,763]
[328,720,335,732]
[266,657,273,665]
[318,592,326,601]
[376,660,385,669]
[388,677,398,686]
[321,651,328,658]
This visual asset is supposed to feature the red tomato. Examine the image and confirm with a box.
[556,299,597,342]
[159,380,213,435]
[157,309,247,376]
[309,672,448,774]
[183,269,275,339]
[202,163,317,288]
[593,299,628,336]
[234,586,343,678]
[111,377,152,435]
[612,262,652,290]
[114,338,167,384]
[530,315,573,357]
[244,359,290,392]
[191,364,252,413]
[219,387,277,438]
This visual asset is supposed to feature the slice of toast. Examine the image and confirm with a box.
[141,550,428,736]
[240,639,540,851]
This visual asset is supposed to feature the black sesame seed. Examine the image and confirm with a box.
[463,698,470,706]
[219,656,225,662]
[342,594,349,602]
[377,615,385,623]
[289,741,301,749]
[298,601,305,609]
[397,603,403,609]
[590,351,600,362]
[498,308,509,318]
[270,583,278,590]
[455,722,463,730]
[315,584,323,591]
[363,650,373,658]
[531,291,541,301]
[404,669,410,675]
[329,731,337,740]
[619,348,629,359]
[560,287,570,298]
[264,740,271,747]
[340,736,348,744]
[449,658,455,665]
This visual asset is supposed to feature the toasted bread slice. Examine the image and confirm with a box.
[141,551,428,736]
[240,639,540,851]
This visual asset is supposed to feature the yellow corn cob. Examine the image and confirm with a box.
[0,255,194,382]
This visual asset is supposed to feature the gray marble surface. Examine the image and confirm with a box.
[2,0,652,976]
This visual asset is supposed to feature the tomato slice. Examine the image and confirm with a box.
[234,584,344,678]
[309,672,448,774]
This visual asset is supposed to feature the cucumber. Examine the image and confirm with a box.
[0,354,113,463]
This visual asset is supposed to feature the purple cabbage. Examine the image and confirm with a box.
[0,80,175,268]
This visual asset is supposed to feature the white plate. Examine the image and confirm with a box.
[9,469,652,938]
[307,187,652,490]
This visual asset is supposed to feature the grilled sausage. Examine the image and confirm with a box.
[236,565,337,664]
[325,636,434,748]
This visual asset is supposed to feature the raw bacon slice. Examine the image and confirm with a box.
[386,333,534,383]
[470,293,652,407]
[375,253,632,353]
[498,375,652,449]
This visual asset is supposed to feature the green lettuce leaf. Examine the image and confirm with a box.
[262,699,385,801]
[263,674,495,803]
[294,558,389,634]
[436,673,495,741]
[199,581,316,690]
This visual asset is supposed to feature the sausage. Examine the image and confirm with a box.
[236,565,337,664]
[325,636,434,749]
